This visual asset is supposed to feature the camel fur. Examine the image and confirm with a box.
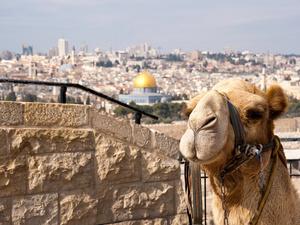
[180,79,300,225]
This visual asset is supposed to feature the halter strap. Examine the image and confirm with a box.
[227,100,245,148]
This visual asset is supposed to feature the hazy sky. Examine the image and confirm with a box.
[1,0,299,54]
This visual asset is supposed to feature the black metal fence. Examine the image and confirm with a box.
[0,78,158,124]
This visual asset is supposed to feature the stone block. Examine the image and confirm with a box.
[24,103,88,128]
[92,110,132,141]
[0,102,23,126]
[95,135,141,184]
[141,150,180,182]
[0,129,9,156]
[169,214,189,225]
[12,194,58,225]
[10,129,95,155]
[153,132,180,159]
[28,152,93,193]
[0,198,11,225]
[96,182,175,224]
[0,156,27,197]
[60,190,98,225]
[131,123,152,148]
[111,218,168,225]
[174,180,188,214]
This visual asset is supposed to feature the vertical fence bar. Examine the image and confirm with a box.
[134,112,142,124]
[191,162,203,225]
[204,172,207,225]
[60,85,67,103]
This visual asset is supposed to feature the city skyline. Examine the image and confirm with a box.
[1,0,300,54]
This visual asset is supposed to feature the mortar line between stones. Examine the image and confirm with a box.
[100,215,174,225]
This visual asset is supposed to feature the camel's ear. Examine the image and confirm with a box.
[266,85,288,119]
[182,93,205,118]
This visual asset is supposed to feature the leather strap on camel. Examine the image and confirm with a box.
[249,136,287,225]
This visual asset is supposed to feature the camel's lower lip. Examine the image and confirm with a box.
[187,149,222,165]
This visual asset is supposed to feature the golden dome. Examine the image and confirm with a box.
[133,71,157,88]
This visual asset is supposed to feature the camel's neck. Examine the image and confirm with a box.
[207,167,256,207]
[203,150,299,225]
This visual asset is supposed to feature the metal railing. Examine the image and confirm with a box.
[180,137,300,225]
[0,78,158,124]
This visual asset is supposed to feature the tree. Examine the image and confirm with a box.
[114,106,130,116]
[5,92,16,101]
[86,96,91,105]
[22,93,37,102]
[114,101,185,124]
[66,96,76,104]
[76,96,83,104]
[286,96,300,117]
[165,54,182,62]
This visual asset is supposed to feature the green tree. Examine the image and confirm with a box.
[86,96,91,105]
[22,93,37,102]
[66,96,76,104]
[286,96,300,117]
[76,96,83,104]
[5,91,16,101]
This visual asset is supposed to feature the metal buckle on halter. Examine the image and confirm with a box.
[235,145,242,155]
[242,144,263,157]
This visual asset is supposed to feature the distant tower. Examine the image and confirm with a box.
[58,38,69,57]
[80,44,88,54]
[29,60,37,79]
[22,44,33,56]
[71,46,75,65]
[261,67,267,91]
[48,47,58,57]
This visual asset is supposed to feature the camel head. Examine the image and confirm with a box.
[180,79,288,169]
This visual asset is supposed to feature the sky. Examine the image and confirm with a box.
[0,0,299,54]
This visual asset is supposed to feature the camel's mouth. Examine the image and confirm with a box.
[187,149,222,165]
[180,90,230,165]
[179,129,225,164]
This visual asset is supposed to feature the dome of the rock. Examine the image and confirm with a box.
[133,71,157,88]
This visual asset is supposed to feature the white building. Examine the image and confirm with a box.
[58,38,69,57]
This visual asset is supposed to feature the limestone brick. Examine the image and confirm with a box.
[174,180,188,214]
[131,123,152,148]
[10,129,94,154]
[12,194,58,225]
[0,102,23,126]
[110,218,168,225]
[95,135,141,184]
[153,132,180,159]
[141,150,180,182]
[168,214,189,225]
[24,103,88,127]
[0,130,8,156]
[96,182,175,224]
[0,156,27,197]
[60,190,98,225]
[92,110,132,141]
[0,198,11,225]
[28,152,93,193]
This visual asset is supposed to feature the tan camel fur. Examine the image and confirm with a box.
[180,79,300,225]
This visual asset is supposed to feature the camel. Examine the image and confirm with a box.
[180,79,300,225]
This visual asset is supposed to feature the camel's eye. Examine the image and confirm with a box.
[246,109,264,120]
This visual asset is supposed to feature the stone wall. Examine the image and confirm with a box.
[0,102,188,225]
